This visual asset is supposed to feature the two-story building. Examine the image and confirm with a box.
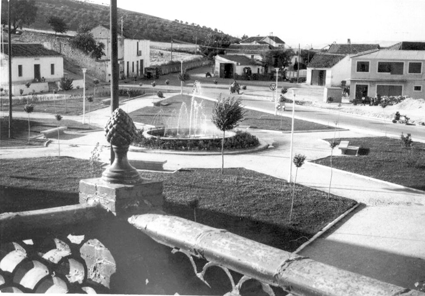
[0,43,64,95]
[90,25,150,81]
[350,50,425,100]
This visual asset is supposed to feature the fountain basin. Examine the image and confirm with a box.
[143,128,236,140]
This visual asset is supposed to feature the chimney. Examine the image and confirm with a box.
[348,38,352,54]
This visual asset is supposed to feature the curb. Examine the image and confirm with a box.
[129,140,269,156]
[306,161,425,195]
[294,202,360,254]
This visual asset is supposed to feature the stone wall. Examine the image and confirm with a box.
[18,32,108,82]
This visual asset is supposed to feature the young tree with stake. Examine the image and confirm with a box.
[212,97,245,174]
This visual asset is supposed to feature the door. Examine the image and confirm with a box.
[311,70,326,86]
[355,84,369,100]
[318,70,325,86]
[34,64,41,81]
[140,59,144,76]
[126,61,129,77]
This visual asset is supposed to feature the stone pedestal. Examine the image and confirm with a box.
[79,178,164,217]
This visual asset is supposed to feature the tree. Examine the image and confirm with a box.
[241,34,248,40]
[212,97,246,174]
[47,16,68,35]
[1,0,38,33]
[55,114,63,156]
[71,32,105,59]
[290,154,306,222]
[262,49,295,69]
[23,104,34,143]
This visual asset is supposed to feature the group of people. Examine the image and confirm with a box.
[229,80,241,94]
[393,111,410,124]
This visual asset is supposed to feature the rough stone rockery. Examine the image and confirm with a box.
[102,108,142,184]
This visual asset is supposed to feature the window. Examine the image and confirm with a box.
[377,62,403,74]
[132,62,134,73]
[376,85,403,96]
[414,85,422,92]
[356,61,369,72]
[408,62,422,74]
[51,64,55,75]
[18,65,23,77]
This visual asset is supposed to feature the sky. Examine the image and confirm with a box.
[88,0,425,49]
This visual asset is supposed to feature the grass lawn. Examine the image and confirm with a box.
[0,157,356,252]
[129,94,335,132]
[313,137,425,191]
[0,118,100,148]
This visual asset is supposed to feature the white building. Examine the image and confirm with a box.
[0,43,63,95]
[90,25,150,81]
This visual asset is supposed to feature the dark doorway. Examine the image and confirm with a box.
[220,63,234,78]
[34,64,41,81]
[140,59,144,76]
[311,70,326,86]
[126,61,129,77]
[355,84,369,100]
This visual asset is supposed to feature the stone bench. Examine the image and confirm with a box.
[130,160,167,171]
[40,126,67,138]
[338,140,360,156]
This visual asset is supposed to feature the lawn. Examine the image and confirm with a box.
[313,137,425,191]
[0,118,100,148]
[129,94,335,132]
[0,157,356,252]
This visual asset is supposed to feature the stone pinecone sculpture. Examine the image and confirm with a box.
[104,108,137,146]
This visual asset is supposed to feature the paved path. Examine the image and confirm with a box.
[2,90,425,291]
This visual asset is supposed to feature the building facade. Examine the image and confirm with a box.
[350,50,425,100]
[0,43,63,94]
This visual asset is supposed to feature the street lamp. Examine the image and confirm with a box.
[180,60,183,94]
[82,68,87,124]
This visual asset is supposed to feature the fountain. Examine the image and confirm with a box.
[144,81,236,142]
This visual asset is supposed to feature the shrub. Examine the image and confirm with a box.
[151,81,156,87]
[133,130,259,151]
[165,79,169,85]
[178,72,190,81]
[205,72,212,78]
[327,97,334,103]
[281,87,288,94]
[157,91,164,98]
[252,73,259,80]
[59,77,73,91]
[400,133,413,148]
[118,88,144,97]
[213,79,218,84]
[241,85,247,90]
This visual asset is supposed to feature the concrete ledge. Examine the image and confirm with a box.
[40,126,67,138]
[130,160,167,171]
[129,140,269,156]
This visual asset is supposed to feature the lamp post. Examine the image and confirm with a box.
[82,68,87,124]
[288,92,296,183]
[274,68,279,115]
[180,60,183,94]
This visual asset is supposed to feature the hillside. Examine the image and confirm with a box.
[6,0,236,44]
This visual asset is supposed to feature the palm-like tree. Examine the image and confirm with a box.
[290,154,306,221]
[23,104,34,143]
[212,97,245,174]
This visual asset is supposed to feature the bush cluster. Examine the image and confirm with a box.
[352,95,407,107]
[133,130,259,151]
[59,77,73,91]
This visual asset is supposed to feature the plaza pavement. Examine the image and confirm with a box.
[2,89,425,291]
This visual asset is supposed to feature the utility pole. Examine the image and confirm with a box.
[296,44,300,83]
[8,0,13,139]
[110,0,119,163]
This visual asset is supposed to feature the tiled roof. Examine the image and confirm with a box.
[217,55,262,66]
[241,36,264,43]
[227,44,271,53]
[1,44,62,57]
[266,36,285,44]
[327,44,380,54]
[308,53,345,68]
[353,50,425,60]
[387,41,425,50]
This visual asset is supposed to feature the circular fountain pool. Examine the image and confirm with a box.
[143,128,236,141]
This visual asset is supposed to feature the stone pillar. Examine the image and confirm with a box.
[79,178,163,216]
[79,108,164,217]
